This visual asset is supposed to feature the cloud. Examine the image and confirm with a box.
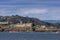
[0,7,48,16]
[36,8,60,20]
[20,8,48,14]
[43,15,60,20]
[0,7,17,16]
[0,6,60,20]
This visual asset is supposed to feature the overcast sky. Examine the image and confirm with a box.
[0,0,60,20]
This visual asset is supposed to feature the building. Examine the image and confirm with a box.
[41,25,46,28]
[0,22,9,25]
[10,23,33,32]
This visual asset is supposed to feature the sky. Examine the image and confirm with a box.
[0,0,60,20]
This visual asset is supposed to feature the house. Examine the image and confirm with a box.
[0,22,9,24]
[10,23,33,32]
[14,23,32,27]
[41,25,46,28]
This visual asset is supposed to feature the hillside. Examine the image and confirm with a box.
[1,15,60,28]
[0,15,52,26]
[43,20,60,28]
[0,15,60,32]
[43,20,60,23]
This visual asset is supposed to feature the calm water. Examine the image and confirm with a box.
[0,32,60,40]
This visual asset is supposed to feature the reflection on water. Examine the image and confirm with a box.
[0,32,60,40]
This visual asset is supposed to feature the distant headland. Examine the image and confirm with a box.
[0,15,60,32]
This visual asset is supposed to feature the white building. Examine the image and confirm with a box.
[14,23,32,27]
[41,25,46,28]
[0,22,9,24]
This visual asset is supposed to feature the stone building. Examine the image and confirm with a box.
[11,23,33,32]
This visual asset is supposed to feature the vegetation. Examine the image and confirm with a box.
[0,15,60,32]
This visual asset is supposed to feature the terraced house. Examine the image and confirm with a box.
[9,23,33,32]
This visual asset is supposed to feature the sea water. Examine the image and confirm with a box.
[0,32,60,40]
